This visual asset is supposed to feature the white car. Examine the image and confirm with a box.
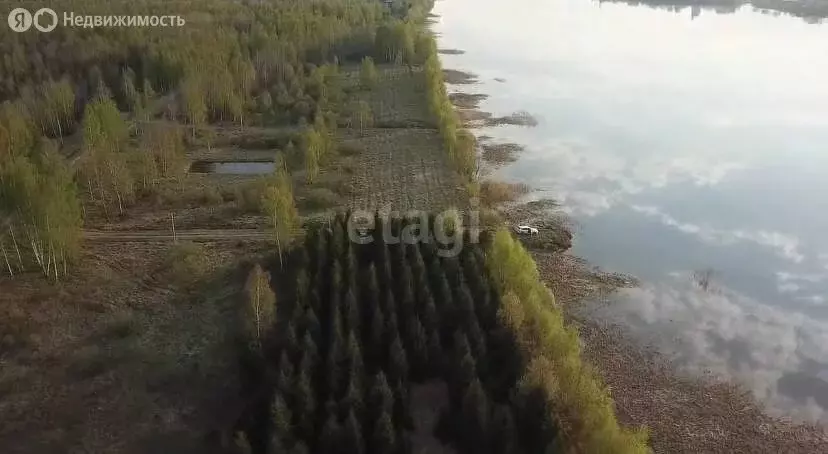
[515,225,539,235]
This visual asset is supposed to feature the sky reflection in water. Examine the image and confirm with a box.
[433,0,828,422]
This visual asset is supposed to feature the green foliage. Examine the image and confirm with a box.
[420,34,478,181]
[360,57,379,89]
[261,155,300,266]
[78,97,134,214]
[486,229,650,454]
[0,139,82,278]
[165,241,210,287]
[141,123,188,178]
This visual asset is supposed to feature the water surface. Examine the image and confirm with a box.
[433,0,828,422]
[189,161,275,174]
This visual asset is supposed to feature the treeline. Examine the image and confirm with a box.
[487,230,650,453]
[0,0,434,132]
[421,36,478,186]
[234,212,558,454]
[0,130,81,278]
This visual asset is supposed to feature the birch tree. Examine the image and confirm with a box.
[261,155,299,268]
[243,263,276,351]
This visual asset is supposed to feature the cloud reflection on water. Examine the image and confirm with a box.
[581,275,828,422]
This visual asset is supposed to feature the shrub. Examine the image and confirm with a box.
[235,180,266,213]
[199,186,224,205]
[300,188,341,211]
[165,241,210,287]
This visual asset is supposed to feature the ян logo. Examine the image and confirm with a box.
[8,7,57,32]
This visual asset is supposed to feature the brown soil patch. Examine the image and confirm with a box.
[0,241,260,454]
[485,110,538,127]
[443,69,478,85]
[448,92,488,109]
[481,141,523,165]
[438,49,466,55]
[344,127,466,213]
[499,200,575,253]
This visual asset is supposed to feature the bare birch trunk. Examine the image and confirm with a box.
[9,226,22,271]
[1,242,13,277]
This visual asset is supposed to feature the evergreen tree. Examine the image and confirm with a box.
[404,316,428,380]
[276,350,295,395]
[272,390,293,442]
[342,410,365,454]
[370,412,396,454]
[490,405,519,454]
[387,334,408,385]
[460,378,490,454]
[368,303,385,368]
[295,366,317,441]
[366,372,393,424]
[318,414,342,454]
[343,288,361,336]
[303,305,322,347]
[426,327,443,377]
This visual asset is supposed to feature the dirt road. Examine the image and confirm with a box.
[82,229,275,242]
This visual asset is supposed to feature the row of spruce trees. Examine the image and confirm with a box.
[236,212,559,454]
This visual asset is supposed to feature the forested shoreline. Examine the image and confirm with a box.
[1,1,648,453]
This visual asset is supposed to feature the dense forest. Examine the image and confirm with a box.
[236,213,533,453]
[0,0,450,278]
[234,213,649,454]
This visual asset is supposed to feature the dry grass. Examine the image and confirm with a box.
[481,141,523,165]
[479,180,530,206]
[344,127,466,213]
[0,241,262,454]
[340,64,433,128]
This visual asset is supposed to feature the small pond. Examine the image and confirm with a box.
[189,161,275,174]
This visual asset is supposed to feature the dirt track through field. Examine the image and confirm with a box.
[82,229,275,242]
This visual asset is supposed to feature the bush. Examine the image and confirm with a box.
[300,188,341,211]
[165,241,210,287]
[199,186,224,205]
[338,143,363,156]
[235,180,266,213]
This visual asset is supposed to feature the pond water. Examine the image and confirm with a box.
[189,161,275,174]
[433,0,828,422]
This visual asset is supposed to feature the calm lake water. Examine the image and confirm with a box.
[432,0,828,422]
[189,161,275,174]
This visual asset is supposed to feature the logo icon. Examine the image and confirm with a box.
[34,8,57,32]
[8,7,32,32]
